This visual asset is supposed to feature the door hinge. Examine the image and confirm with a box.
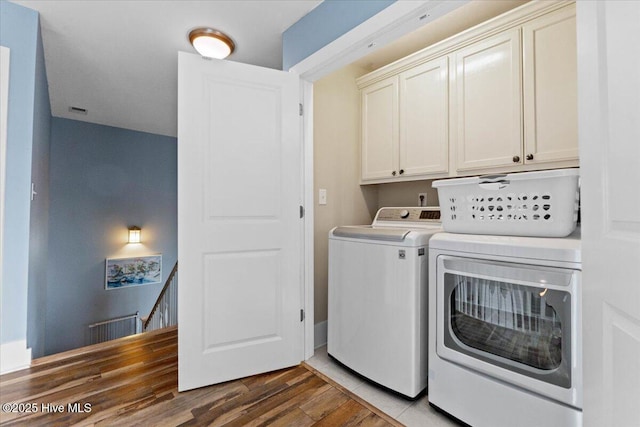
[300,309,305,322]
[300,205,305,218]
[299,103,303,116]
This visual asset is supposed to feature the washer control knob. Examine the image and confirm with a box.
[400,209,410,219]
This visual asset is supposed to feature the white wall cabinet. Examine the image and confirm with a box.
[399,57,449,178]
[453,29,522,172]
[361,77,398,181]
[522,5,578,165]
[454,5,578,174]
[360,57,449,183]
[358,1,578,184]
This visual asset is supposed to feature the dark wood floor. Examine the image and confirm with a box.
[0,327,402,426]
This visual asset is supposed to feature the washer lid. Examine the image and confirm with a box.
[332,226,410,242]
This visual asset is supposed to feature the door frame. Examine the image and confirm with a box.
[290,0,471,358]
[0,46,9,321]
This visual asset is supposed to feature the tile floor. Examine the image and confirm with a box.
[306,346,460,426]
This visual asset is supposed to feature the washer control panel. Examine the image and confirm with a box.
[374,207,441,223]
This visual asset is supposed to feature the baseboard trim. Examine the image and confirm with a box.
[0,340,32,374]
[314,320,327,349]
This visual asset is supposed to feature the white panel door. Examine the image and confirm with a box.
[177,52,303,391]
[399,56,449,177]
[454,29,522,172]
[361,76,399,181]
[578,2,640,426]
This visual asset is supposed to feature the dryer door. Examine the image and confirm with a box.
[436,255,581,408]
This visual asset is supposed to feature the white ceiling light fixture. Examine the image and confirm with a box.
[189,28,235,59]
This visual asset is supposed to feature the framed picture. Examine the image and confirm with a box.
[105,255,162,290]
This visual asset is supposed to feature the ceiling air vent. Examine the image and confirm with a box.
[68,106,87,115]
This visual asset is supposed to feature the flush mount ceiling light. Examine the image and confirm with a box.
[189,28,235,59]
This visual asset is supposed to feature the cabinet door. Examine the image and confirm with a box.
[361,77,399,181]
[399,57,449,176]
[454,29,522,172]
[523,5,578,165]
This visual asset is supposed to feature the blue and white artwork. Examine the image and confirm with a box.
[105,255,162,290]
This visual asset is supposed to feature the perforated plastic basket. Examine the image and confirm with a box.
[433,168,580,237]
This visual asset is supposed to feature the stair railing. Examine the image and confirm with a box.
[143,261,178,332]
[88,311,140,345]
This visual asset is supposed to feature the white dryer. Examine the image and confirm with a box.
[328,207,442,398]
[428,231,582,427]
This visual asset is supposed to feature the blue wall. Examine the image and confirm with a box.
[0,1,42,350]
[282,0,395,70]
[46,118,177,355]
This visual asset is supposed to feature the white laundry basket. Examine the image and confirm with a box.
[433,168,580,237]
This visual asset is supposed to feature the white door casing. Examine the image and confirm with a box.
[0,46,9,312]
[177,52,303,391]
[578,2,640,426]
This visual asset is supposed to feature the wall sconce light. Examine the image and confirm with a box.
[188,27,235,59]
[128,226,141,244]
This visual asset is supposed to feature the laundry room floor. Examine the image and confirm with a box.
[306,346,459,426]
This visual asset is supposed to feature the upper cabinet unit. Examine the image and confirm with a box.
[360,57,449,182]
[361,76,399,181]
[453,29,523,172]
[522,6,578,165]
[399,57,449,178]
[357,1,578,184]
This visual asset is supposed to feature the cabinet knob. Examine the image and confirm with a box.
[512,155,520,163]
[526,154,534,161]
[392,171,397,176]
[399,169,405,175]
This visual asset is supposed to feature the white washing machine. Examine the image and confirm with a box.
[328,207,442,398]
[428,231,582,426]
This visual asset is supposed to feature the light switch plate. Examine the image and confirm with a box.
[319,189,327,205]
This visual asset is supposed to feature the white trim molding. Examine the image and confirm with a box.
[291,0,469,81]
[0,340,32,374]
[302,80,315,360]
[0,46,9,309]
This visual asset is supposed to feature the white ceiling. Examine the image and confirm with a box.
[12,0,322,137]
